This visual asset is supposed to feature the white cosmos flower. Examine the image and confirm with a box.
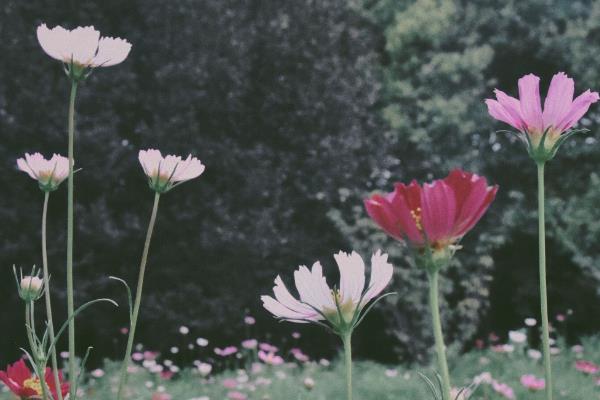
[17,152,69,191]
[138,149,205,193]
[261,250,393,331]
[37,24,131,68]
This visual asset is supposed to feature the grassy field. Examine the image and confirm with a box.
[2,336,598,399]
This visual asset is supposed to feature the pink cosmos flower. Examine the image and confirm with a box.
[491,381,515,399]
[520,374,545,391]
[227,391,248,400]
[258,351,284,366]
[37,24,131,68]
[364,169,497,251]
[222,378,238,389]
[214,346,238,357]
[138,149,205,193]
[258,343,278,353]
[261,250,393,329]
[290,348,309,363]
[17,152,69,192]
[486,72,599,151]
[575,360,600,374]
[241,339,258,350]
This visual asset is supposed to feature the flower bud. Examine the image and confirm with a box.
[19,276,44,302]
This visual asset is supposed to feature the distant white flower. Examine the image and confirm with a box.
[179,326,190,335]
[91,369,105,378]
[139,149,205,193]
[508,330,527,344]
[170,347,179,354]
[524,317,537,327]
[385,369,398,378]
[196,337,209,347]
[303,377,315,390]
[17,152,69,192]
[37,24,131,68]
[527,349,542,360]
[197,363,212,377]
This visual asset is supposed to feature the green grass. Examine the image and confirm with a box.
[2,337,599,399]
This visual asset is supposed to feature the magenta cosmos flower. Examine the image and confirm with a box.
[261,250,393,332]
[17,152,69,192]
[486,72,599,160]
[37,24,131,68]
[138,149,205,193]
[520,374,545,391]
[364,169,497,253]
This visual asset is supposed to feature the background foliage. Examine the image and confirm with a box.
[1,0,600,366]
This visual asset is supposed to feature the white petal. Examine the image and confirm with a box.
[362,250,394,305]
[261,296,310,323]
[36,24,69,62]
[67,26,100,65]
[334,251,365,305]
[92,36,132,67]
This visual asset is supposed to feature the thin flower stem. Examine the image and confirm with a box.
[427,270,452,400]
[116,192,161,400]
[26,302,50,400]
[537,162,553,400]
[42,192,63,400]
[66,80,78,399]
[342,333,353,400]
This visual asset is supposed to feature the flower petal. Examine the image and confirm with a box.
[334,251,365,305]
[542,72,574,130]
[421,180,456,243]
[518,74,543,133]
[92,36,132,67]
[362,250,394,305]
[556,89,600,131]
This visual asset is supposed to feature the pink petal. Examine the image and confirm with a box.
[542,72,574,130]
[421,180,456,243]
[92,36,132,67]
[556,89,600,131]
[518,74,543,132]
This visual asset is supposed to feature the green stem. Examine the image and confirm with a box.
[42,192,63,400]
[427,270,452,400]
[537,162,553,400]
[116,192,161,400]
[66,80,78,399]
[26,302,49,400]
[342,333,353,400]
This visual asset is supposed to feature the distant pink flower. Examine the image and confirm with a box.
[258,343,278,353]
[160,370,174,380]
[143,351,159,361]
[222,378,238,389]
[244,316,256,325]
[214,346,238,357]
[261,250,393,328]
[151,393,172,400]
[486,72,599,150]
[365,170,497,251]
[491,381,515,399]
[520,374,545,391]
[258,351,284,366]
[138,149,205,193]
[17,152,69,192]
[120,327,129,335]
[290,348,309,363]
[37,24,131,68]
[227,391,247,400]
[575,360,600,374]
[241,339,258,350]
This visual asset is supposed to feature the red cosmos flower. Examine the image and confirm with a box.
[0,359,69,400]
[364,169,497,252]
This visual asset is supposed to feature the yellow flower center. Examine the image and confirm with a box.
[410,207,423,231]
[323,289,357,324]
[23,377,43,396]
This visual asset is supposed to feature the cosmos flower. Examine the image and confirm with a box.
[261,250,393,333]
[17,153,69,192]
[0,359,69,400]
[37,24,131,69]
[365,169,497,254]
[258,351,284,366]
[138,149,205,193]
[520,374,545,391]
[486,72,599,159]
[575,360,600,375]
